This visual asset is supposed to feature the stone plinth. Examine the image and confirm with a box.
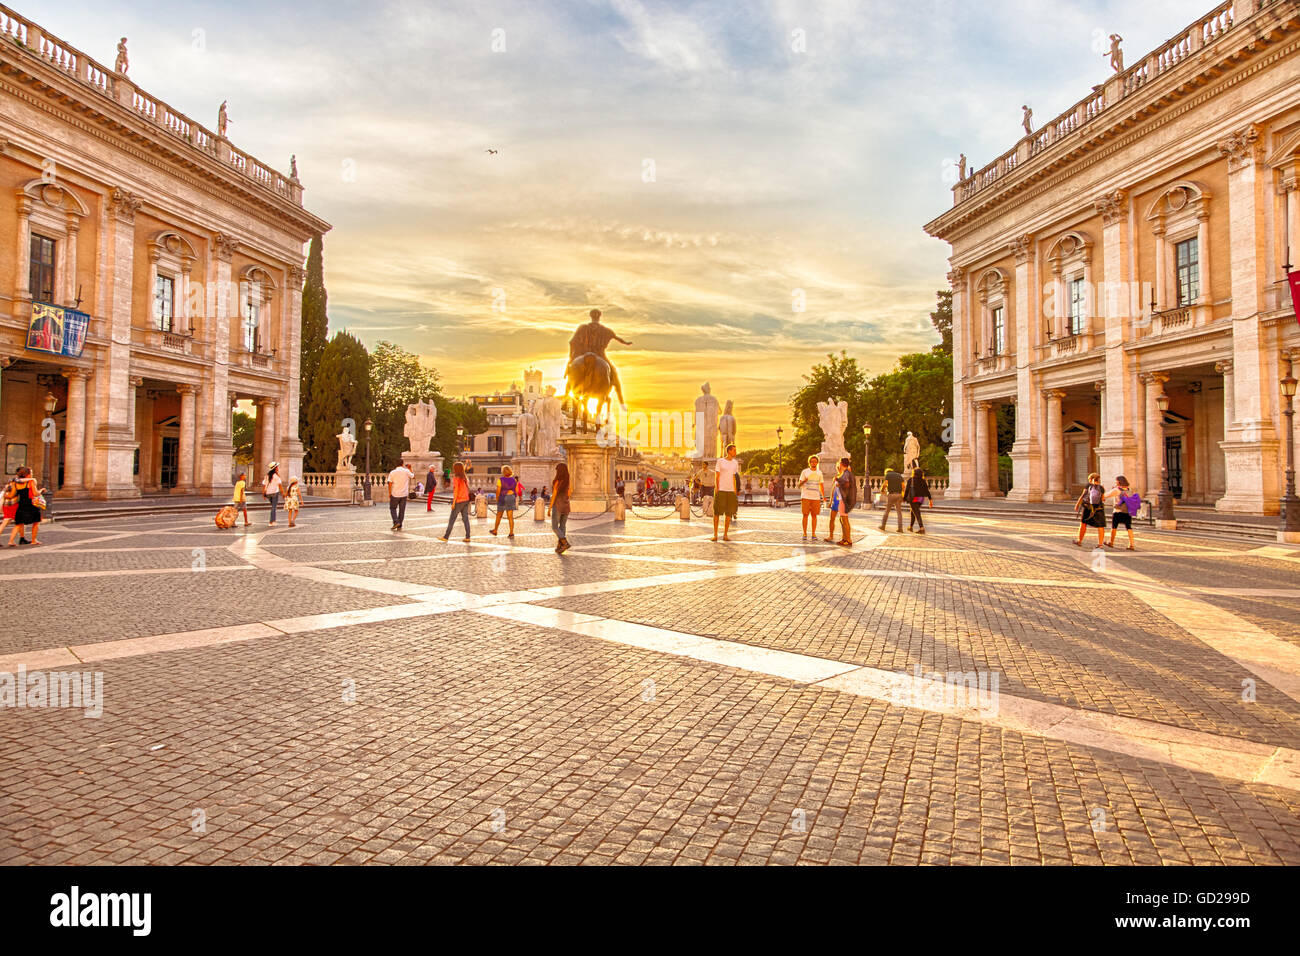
[558,434,616,514]
[514,456,563,497]
[401,452,444,488]
[332,468,356,500]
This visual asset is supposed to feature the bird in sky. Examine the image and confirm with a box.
[485,148,498,155]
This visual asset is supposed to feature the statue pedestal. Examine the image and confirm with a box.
[818,445,847,483]
[401,451,444,486]
[332,467,356,500]
[558,435,616,514]
[513,455,563,497]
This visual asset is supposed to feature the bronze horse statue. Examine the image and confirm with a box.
[563,352,615,432]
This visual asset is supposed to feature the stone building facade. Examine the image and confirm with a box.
[925,0,1300,514]
[0,7,329,498]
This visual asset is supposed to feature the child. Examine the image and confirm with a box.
[0,474,18,540]
[1105,476,1140,551]
[1074,472,1107,548]
[284,477,302,528]
[232,472,250,526]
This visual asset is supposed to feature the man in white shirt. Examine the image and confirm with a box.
[387,462,415,530]
[712,444,741,542]
[798,455,827,540]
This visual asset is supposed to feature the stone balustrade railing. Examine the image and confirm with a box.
[952,0,1262,207]
[0,4,302,206]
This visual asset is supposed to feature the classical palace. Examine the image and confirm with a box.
[0,6,329,498]
[925,0,1300,514]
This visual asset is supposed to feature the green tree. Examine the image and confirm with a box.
[930,288,953,356]
[368,341,442,470]
[788,351,870,469]
[298,235,329,464]
[432,397,488,470]
[304,331,371,472]
[231,411,255,465]
[860,351,954,476]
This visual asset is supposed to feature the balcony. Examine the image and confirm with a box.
[234,349,275,372]
[132,327,205,358]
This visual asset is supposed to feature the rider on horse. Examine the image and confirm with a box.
[564,309,632,409]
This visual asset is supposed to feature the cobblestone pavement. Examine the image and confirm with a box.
[1,503,1298,865]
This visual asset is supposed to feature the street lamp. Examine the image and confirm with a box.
[363,418,373,502]
[1155,393,1176,527]
[1280,357,1299,542]
[862,423,872,509]
[775,427,783,493]
[41,391,57,513]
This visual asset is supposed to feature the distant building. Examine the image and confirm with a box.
[925,0,1299,514]
[0,7,329,497]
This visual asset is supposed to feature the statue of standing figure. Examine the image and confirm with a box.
[1021,104,1033,136]
[114,38,129,75]
[336,428,357,471]
[718,399,737,451]
[1105,34,1124,73]
[903,431,921,474]
[217,100,231,138]
[535,386,563,457]
[692,382,720,460]
[817,398,849,460]
[517,399,538,458]
[403,399,438,454]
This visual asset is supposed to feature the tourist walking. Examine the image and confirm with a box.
[711,444,741,541]
[490,465,520,538]
[548,462,571,554]
[0,473,19,541]
[1074,472,1107,547]
[439,461,472,541]
[284,477,302,528]
[879,465,906,533]
[5,467,44,547]
[1105,475,1141,551]
[904,466,933,533]
[387,460,415,531]
[744,476,754,506]
[798,455,826,540]
[261,463,283,527]
[425,465,438,511]
[824,457,855,546]
[231,472,251,526]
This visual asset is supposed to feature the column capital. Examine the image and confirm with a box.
[1094,380,1106,392]
[255,396,280,408]
[1216,123,1261,173]
[129,376,144,388]
[60,366,92,381]
[289,264,307,286]
[1042,388,1067,402]
[213,232,240,262]
[176,383,198,396]
[110,187,142,222]
[946,266,966,286]
[1214,359,1233,374]
[974,400,994,411]
[1139,371,1170,388]
[1008,234,1035,265]
[1093,189,1128,226]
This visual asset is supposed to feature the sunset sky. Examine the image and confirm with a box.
[41,0,1216,449]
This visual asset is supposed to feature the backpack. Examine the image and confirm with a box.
[1087,484,1103,507]
[1,482,16,507]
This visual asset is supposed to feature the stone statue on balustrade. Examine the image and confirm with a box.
[718,399,736,451]
[218,100,231,138]
[403,399,438,454]
[535,386,564,458]
[903,431,921,474]
[335,428,357,472]
[956,154,967,180]
[817,398,849,462]
[1021,105,1033,135]
[517,399,538,458]
[1105,35,1124,73]
[115,38,129,75]
[691,382,720,460]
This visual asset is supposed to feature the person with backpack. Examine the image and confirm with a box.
[5,466,45,547]
[823,457,855,546]
[0,473,20,541]
[1105,475,1141,550]
[879,465,906,533]
[1074,472,1107,547]
[548,462,571,554]
[903,466,933,533]
[439,461,472,542]
[489,465,521,538]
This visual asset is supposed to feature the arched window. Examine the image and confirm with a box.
[1045,232,1094,338]
[1145,181,1211,312]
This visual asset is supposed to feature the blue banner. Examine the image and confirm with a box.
[26,303,89,358]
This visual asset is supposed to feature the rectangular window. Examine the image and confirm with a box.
[1175,238,1200,307]
[154,274,174,331]
[29,234,56,302]
[992,307,1005,354]
[243,302,259,351]
[1068,277,1086,335]
[487,435,503,453]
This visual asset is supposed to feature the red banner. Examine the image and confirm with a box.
[1290,270,1300,329]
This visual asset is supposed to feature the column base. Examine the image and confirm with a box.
[1216,437,1281,515]
[1278,530,1300,544]
[1155,519,1178,530]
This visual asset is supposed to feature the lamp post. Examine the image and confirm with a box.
[363,418,373,502]
[1280,355,1299,542]
[775,427,783,496]
[862,424,872,509]
[41,390,57,515]
[1154,393,1176,529]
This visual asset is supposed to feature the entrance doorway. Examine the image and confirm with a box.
[1164,435,1183,499]
[161,436,179,488]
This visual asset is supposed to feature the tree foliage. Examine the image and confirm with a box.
[930,288,953,356]
[304,331,371,472]
[231,411,255,465]
[368,341,442,471]
[298,236,330,463]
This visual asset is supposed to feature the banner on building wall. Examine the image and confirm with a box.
[1289,270,1300,329]
[25,303,89,358]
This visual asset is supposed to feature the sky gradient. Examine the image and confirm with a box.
[38,0,1218,449]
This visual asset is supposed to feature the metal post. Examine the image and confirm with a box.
[1281,352,1299,540]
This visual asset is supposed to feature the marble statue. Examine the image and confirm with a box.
[1106,34,1124,73]
[535,385,563,458]
[957,153,967,180]
[218,100,231,138]
[903,431,921,473]
[692,382,720,460]
[403,399,438,455]
[817,398,849,459]
[114,38,129,75]
[336,428,357,471]
[719,399,736,451]
[517,399,538,458]
[1021,105,1033,136]
[290,154,299,180]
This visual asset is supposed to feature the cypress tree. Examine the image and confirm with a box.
[299,235,329,462]
[305,331,371,472]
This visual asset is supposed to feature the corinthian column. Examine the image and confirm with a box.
[176,383,197,493]
[1142,372,1169,500]
[1044,389,1066,499]
[60,367,91,496]
[974,401,993,496]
